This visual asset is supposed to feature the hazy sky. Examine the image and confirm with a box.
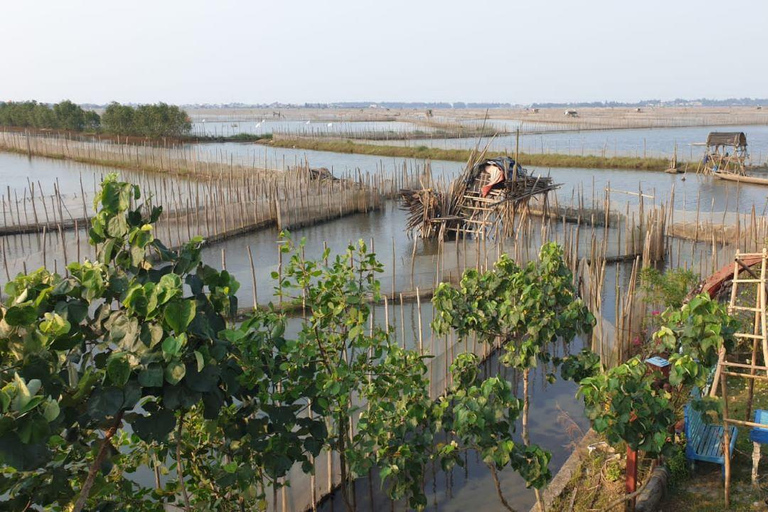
[2,0,767,105]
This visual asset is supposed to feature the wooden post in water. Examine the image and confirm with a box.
[247,245,257,308]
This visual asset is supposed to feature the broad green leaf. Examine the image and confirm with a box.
[139,363,164,388]
[39,312,71,336]
[106,354,131,386]
[162,336,183,358]
[18,415,50,444]
[0,390,9,413]
[132,409,176,443]
[87,387,124,419]
[165,361,186,385]
[42,400,60,422]
[5,305,38,326]
[19,396,45,415]
[164,300,196,333]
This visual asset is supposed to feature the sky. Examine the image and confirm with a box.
[1,0,767,105]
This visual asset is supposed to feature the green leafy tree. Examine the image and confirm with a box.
[0,176,572,511]
[436,353,552,512]
[432,242,594,510]
[53,100,87,131]
[568,293,738,505]
[578,357,676,455]
[640,267,699,309]
[267,236,433,510]
[101,102,191,138]
[0,176,324,511]
[102,102,136,135]
[0,100,98,131]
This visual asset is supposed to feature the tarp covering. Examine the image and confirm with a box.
[706,132,747,148]
[466,157,526,185]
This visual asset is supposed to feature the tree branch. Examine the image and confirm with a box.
[73,410,124,512]
[177,413,191,511]
[487,463,518,512]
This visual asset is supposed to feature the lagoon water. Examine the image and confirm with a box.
[368,124,768,162]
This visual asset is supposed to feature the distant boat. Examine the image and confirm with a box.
[327,123,333,127]
[714,172,768,186]
[305,121,311,125]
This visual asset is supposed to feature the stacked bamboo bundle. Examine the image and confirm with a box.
[400,188,445,237]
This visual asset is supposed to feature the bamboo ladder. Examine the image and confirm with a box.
[448,168,507,240]
[714,249,768,507]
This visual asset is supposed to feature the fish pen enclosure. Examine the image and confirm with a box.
[697,131,749,175]
[400,156,559,239]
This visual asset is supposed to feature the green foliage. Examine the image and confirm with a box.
[436,354,552,489]
[579,357,676,455]
[560,348,602,382]
[0,175,322,510]
[640,267,699,309]
[433,242,595,370]
[0,100,99,132]
[605,459,622,482]
[53,100,87,131]
[575,293,738,458]
[268,236,555,510]
[432,242,594,506]
[102,102,191,137]
[269,236,436,508]
[653,293,739,375]
[666,437,690,486]
[0,177,572,511]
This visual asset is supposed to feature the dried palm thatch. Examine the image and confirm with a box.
[400,141,559,239]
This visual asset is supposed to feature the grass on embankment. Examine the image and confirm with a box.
[262,138,673,171]
[0,126,272,145]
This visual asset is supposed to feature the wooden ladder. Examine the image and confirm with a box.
[711,249,768,398]
[713,249,768,507]
[729,249,768,367]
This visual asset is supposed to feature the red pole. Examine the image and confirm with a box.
[626,447,638,511]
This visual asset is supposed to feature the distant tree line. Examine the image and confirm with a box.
[0,100,99,131]
[101,102,191,137]
[0,100,192,137]
[531,98,768,108]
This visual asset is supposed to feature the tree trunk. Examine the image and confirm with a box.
[522,368,546,512]
[487,463,518,512]
[338,414,354,512]
[73,411,124,512]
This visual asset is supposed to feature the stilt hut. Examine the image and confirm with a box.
[698,132,749,175]
[401,156,559,240]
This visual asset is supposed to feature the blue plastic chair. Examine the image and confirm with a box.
[750,409,768,484]
[750,410,768,444]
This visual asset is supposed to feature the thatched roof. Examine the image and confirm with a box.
[706,132,747,148]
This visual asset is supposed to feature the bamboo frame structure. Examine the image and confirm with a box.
[713,249,768,507]
[400,156,559,240]
[696,132,749,176]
